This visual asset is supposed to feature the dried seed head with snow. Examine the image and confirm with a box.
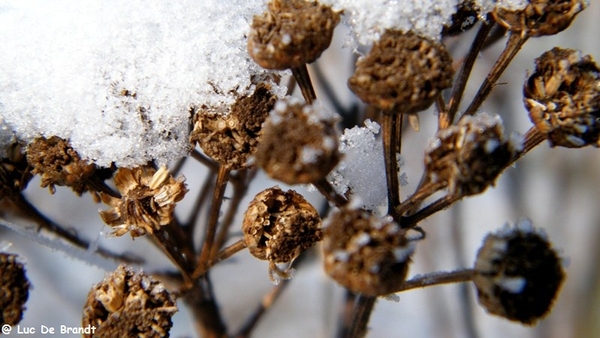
[524,47,600,148]
[99,165,187,238]
[255,98,340,185]
[190,83,277,170]
[322,207,414,296]
[82,265,177,338]
[424,113,523,196]
[248,0,340,70]
[473,219,565,325]
[348,30,453,113]
[242,187,322,281]
[493,0,587,37]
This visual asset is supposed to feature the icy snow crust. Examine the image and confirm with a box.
[0,0,281,168]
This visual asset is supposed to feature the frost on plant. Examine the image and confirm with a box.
[0,0,283,168]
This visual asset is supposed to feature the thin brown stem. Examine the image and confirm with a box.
[313,177,348,208]
[396,181,445,216]
[150,227,194,285]
[184,277,228,338]
[336,291,357,338]
[462,32,529,117]
[184,170,216,231]
[444,18,495,129]
[347,295,376,338]
[394,269,475,293]
[291,64,316,104]
[402,194,459,229]
[195,165,231,277]
[382,113,402,219]
[211,168,256,259]
[195,239,247,277]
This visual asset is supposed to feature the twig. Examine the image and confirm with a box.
[336,291,357,338]
[462,32,529,117]
[393,269,475,293]
[195,165,231,277]
[382,113,402,220]
[313,177,348,208]
[292,65,316,104]
[443,18,495,129]
[347,295,376,338]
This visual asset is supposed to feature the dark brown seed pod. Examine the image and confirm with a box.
[190,83,277,170]
[242,187,322,281]
[493,0,587,37]
[0,143,32,200]
[524,47,600,148]
[348,30,454,113]
[26,136,96,195]
[255,98,340,185]
[424,113,522,197]
[473,219,565,325]
[322,207,413,296]
[247,0,340,70]
[82,265,177,338]
[442,0,480,36]
[0,253,30,326]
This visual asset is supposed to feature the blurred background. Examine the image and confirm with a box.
[2,3,600,338]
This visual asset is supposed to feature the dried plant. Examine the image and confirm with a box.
[1,1,599,338]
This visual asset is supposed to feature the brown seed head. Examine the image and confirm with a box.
[424,113,522,196]
[248,0,340,70]
[242,187,322,281]
[0,143,32,200]
[255,98,340,184]
[190,83,277,169]
[443,0,480,36]
[82,265,177,338]
[473,219,565,325]
[322,207,413,296]
[0,253,30,326]
[99,165,187,238]
[26,136,96,195]
[348,30,454,113]
[524,47,600,148]
[493,0,586,37]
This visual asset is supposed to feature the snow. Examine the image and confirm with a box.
[497,276,526,294]
[322,0,459,49]
[327,120,388,214]
[0,0,283,168]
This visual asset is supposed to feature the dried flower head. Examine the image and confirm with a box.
[443,0,480,36]
[493,0,587,37]
[255,98,340,185]
[82,265,177,338]
[26,136,96,195]
[248,0,340,70]
[322,207,413,296]
[99,165,187,238]
[348,30,453,113]
[424,113,523,196]
[190,83,277,170]
[524,47,600,148]
[473,219,565,325]
[0,253,30,326]
[242,187,322,281]
[0,143,31,200]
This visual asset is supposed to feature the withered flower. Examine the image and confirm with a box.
[473,219,565,325]
[0,143,32,200]
[493,0,587,37]
[190,83,277,170]
[99,165,187,238]
[247,0,340,70]
[348,30,453,113]
[322,207,413,296]
[424,113,522,197]
[242,187,322,281]
[82,265,177,338]
[255,98,340,185]
[524,47,600,148]
[26,136,96,195]
[0,253,30,326]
